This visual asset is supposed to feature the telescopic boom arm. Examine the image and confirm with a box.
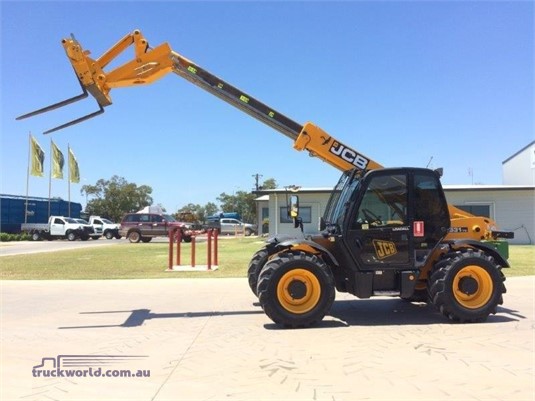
[16,30,382,174]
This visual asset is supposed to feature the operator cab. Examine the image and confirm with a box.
[295,167,451,298]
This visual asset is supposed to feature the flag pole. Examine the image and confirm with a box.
[25,133,31,223]
[48,138,52,218]
[68,144,71,217]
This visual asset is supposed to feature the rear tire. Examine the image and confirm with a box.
[428,249,506,322]
[128,231,141,243]
[31,232,41,241]
[247,248,269,296]
[257,252,335,328]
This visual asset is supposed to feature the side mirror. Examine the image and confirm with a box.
[288,195,303,231]
[289,195,299,218]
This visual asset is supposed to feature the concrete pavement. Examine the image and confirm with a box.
[1,276,534,401]
[0,238,126,257]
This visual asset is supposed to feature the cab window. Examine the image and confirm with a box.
[353,174,407,229]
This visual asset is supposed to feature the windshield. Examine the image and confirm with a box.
[163,214,176,222]
[323,170,361,228]
[64,218,78,224]
[101,218,113,224]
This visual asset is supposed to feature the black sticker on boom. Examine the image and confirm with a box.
[329,141,370,170]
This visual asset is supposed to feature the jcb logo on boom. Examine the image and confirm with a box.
[373,240,397,259]
[329,141,369,170]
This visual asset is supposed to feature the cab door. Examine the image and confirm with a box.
[50,217,66,236]
[151,214,167,236]
[346,171,412,269]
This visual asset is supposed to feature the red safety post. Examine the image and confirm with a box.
[175,229,182,266]
[168,227,218,271]
[168,228,174,270]
[207,229,212,270]
[213,229,219,266]
[191,236,196,267]
[168,227,180,270]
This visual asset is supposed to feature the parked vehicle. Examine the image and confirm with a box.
[175,211,203,231]
[218,218,257,236]
[205,212,241,223]
[21,216,91,241]
[72,218,100,240]
[88,216,121,239]
[119,212,193,243]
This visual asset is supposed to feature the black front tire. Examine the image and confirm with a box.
[67,231,77,241]
[257,252,335,328]
[105,231,114,240]
[428,249,506,323]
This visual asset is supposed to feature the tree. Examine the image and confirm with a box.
[81,175,153,222]
[175,202,218,222]
[217,190,256,223]
[260,178,277,190]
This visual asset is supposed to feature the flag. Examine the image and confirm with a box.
[30,135,45,177]
[51,141,64,179]
[68,147,80,183]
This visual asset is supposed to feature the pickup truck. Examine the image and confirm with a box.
[73,218,101,240]
[88,216,121,239]
[21,216,93,241]
[206,218,257,236]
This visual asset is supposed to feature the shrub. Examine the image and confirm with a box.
[0,232,30,242]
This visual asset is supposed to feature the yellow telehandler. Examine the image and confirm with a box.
[18,30,514,327]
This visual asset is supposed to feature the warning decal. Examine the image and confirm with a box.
[414,221,425,237]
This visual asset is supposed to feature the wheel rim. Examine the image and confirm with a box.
[277,268,321,314]
[452,265,493,309]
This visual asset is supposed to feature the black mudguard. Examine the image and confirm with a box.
[448,239,510,268]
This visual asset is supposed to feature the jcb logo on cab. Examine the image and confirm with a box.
[373,240,397,259]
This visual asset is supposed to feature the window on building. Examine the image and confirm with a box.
[280,206,312,223]
[454,204,491,218]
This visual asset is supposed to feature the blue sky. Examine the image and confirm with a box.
[1,1,533,213]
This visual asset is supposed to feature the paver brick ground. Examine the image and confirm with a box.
[1,277,533,401]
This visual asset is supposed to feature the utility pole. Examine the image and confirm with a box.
[252,173,263,191]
